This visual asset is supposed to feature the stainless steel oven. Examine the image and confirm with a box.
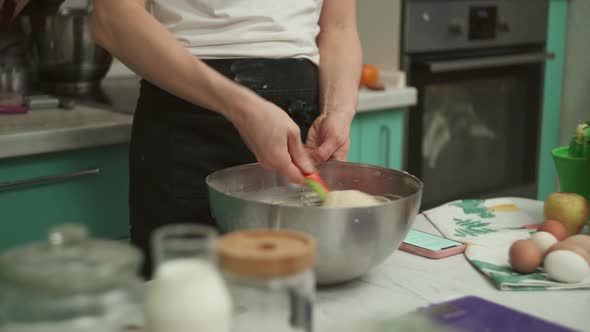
[402,0,550,209]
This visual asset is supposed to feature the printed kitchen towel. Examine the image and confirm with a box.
[423,198,590,291]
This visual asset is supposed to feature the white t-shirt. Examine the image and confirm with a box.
[149,0,324,64]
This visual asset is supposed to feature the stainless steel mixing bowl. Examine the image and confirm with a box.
[20,7,112,95]
[206,161,423,285]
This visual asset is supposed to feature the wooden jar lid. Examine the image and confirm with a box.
[217,229,316,279]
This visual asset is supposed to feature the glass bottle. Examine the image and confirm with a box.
[144,223,232,332]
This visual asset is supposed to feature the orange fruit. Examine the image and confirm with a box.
[360,64,379,86]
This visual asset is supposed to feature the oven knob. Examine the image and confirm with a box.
[448,22,463,36]
[497,22,510,33]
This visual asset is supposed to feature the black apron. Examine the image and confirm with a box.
[129,58,320,277]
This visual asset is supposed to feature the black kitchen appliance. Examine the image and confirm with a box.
[402,0,550,210]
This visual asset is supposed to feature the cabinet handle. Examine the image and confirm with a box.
[0,168,100,190]
[380,126,391,168]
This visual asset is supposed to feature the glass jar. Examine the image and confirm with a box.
[0,224,144,332]
[144,224,232,332]
[217,229,316,332]
[0,64,26,107]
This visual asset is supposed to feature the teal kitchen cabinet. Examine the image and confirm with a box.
[348,115,363,163]
[0,145,129,251]
[537,0,569,200]
[348,108,405,170]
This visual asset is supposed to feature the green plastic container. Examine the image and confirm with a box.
[552,146,590,202]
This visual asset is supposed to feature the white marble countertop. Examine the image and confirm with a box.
[0,106,133,159]
[315,198,590,332]
[357,86,417,113]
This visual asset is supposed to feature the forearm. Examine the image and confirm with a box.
[92,0,259,121]
[0,0,29,28]
[317,27,362,120]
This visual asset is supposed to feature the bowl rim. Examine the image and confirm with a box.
[205,161,424,210]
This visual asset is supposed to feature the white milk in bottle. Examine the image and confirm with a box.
[144,259,232,332]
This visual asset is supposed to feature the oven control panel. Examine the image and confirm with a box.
[403,0,548,53]
[468,6,497,40]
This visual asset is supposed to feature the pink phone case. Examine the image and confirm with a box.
[399,241,466,259]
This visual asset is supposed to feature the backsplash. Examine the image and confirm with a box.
[560,0,590,146]
[106,1,404,78]
[356,0,402,71]
[106,59,135,78]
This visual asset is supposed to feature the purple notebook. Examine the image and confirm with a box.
[416,296,577,332]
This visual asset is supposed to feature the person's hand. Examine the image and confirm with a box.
[229,99,317,184]
[305,111,354,163]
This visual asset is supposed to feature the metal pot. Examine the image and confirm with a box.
[20,6,112,95]
[206,161,423,285]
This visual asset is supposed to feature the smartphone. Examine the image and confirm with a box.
[400,229,466,259]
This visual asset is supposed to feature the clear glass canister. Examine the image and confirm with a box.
[0,224,144,332]
[217,229,317,332]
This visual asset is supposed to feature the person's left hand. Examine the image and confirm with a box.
[305,111,354,164]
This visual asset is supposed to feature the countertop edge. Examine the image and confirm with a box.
[0,121,132,159]
[0,80,417,159]
[356,86,417,113]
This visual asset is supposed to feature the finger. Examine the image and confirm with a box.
[305,114,325,148]
[243,141,267,168]
[304,146,326,165]
[281,162,306,184]
[288,129,317,175]
[259,161,273,170]
[330,141,350,161]
[262,136,306,183]
[330,148,349,161]
[261,158,303,183]
[271,150,306,184]
[318,134,347,161]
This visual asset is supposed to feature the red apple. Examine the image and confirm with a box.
[544,192,589,236]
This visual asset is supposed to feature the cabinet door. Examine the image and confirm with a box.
[0,145,129,251]
[357,109,405,169]
[347,117,363,163]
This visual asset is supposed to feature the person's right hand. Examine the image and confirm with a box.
[229,99,317,184]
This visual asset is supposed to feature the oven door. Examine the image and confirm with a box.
[406,49,550,209]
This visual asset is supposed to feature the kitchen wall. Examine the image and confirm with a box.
[61,0,87,8]
[106,1,404,77]
[559,0,590,145]
[106,60,133,78]
[356,0,402,72]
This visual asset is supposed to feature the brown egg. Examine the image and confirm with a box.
[509,240,543,274]
[545,241,590,264]
[538,220,569,241]
[560,235,590,256]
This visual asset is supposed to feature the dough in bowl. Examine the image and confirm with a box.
[322,190,383,208]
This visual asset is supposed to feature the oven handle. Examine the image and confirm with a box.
[425,52,555,73]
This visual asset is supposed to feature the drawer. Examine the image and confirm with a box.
[0,145,129,251]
